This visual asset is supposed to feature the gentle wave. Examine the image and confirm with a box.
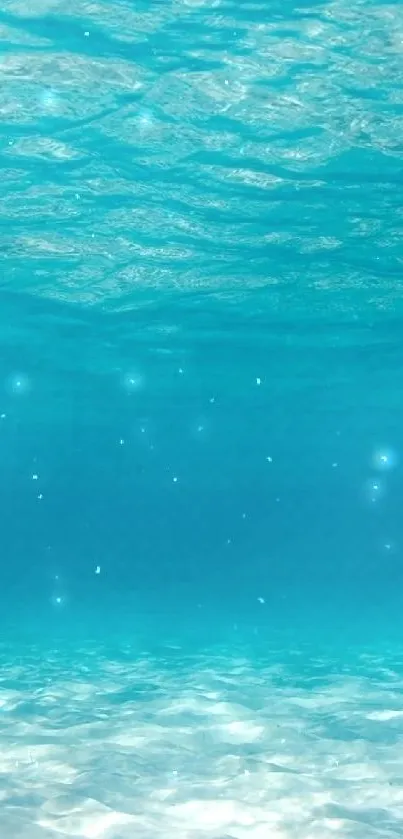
[0,0,402,316]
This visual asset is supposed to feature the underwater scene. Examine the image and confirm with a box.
[1,0,403,836]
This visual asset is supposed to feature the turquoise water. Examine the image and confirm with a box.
[1,0,403,836]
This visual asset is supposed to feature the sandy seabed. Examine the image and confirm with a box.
[1,636,402,839]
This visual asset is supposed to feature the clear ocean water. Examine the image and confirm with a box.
[1,0,403,836]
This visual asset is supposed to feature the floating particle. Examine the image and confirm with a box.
[95,565,101,575]
[173,476,178,483]
[6,373,30,395]
[0,414,6,419]
[332,462,338,468]
[371,481,382,496]
[257,597,265,605]
[372,447,398,472]
[364,477,385,504]
[266,456,272,463]
[119,439,125,446]
[51,591,68,608]
[32,474,38,480]
[37,493,43,500]
[256,377,261,385]
[121,371,143,393]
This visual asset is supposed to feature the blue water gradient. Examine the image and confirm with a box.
[1,0,403,836]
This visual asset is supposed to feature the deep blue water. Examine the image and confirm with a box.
[1,1,403,836]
